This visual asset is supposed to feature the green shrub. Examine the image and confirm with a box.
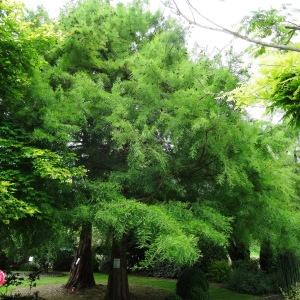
[232,259,259,272]
[277,252,300,291]
[227,261,277,295]
[0,252,9,269]
[207,260,231,283]
[198,242,228,273]
[190,286,209,300]
[282,282,300,300]
[20,262,40,272]
[52,249,73,272]
[176,267,210,300]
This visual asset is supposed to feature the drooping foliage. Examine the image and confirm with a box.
[5,0,298,265]
[29,0,239,266]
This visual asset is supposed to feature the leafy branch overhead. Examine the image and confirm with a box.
[0,129,85,224]
[230,51,300,126]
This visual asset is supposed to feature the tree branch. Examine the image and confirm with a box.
[285,25,300,31]
[285,21,300,31]
[170,0,300,53]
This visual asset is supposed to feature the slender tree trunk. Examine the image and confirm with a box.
[259,240,274,273]
[228,239,250,262]
[65,223,95,289]
[106,235,130,300]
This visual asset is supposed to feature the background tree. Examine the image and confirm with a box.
[231,51,300,127]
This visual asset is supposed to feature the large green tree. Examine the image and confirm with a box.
[0,0,84,269]
[2,1,300,299]
[27,0,237,297]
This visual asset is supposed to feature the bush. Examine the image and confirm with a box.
[1,271,41,299]
[227,261,277,295]
[20,263,40,272]
[277,252,300,291]
[198,243,228,273]
[207,260,231,283]
[282,282,300,300]
[52,249,73,272]
[176,267,210,300]
[232,259,259,272]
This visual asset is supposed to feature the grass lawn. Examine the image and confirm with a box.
[0,272,260,300]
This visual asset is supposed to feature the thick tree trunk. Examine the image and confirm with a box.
[65,223,95,289]
[106,235,130,300]
[228,239,250,262]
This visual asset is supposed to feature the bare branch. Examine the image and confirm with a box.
[285,24,300,31]
[170,0,300,53]
[171,0,224,32]
[285,20,300,31]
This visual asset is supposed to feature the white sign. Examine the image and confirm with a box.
[113,258,121,269]
[28,256,34,262]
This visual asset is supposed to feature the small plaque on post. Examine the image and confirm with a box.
[113,258,121,269]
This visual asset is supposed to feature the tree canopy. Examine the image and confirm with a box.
[0,0,299,298]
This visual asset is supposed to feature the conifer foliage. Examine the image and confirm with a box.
[0,0,299,299]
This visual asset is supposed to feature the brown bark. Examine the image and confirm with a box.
[106,235,130,300]
[65,223,95,289]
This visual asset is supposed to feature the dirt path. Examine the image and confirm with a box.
[13,284,170,300]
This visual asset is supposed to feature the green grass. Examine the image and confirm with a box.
[210,284,260,300]
[0,273,260,300]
